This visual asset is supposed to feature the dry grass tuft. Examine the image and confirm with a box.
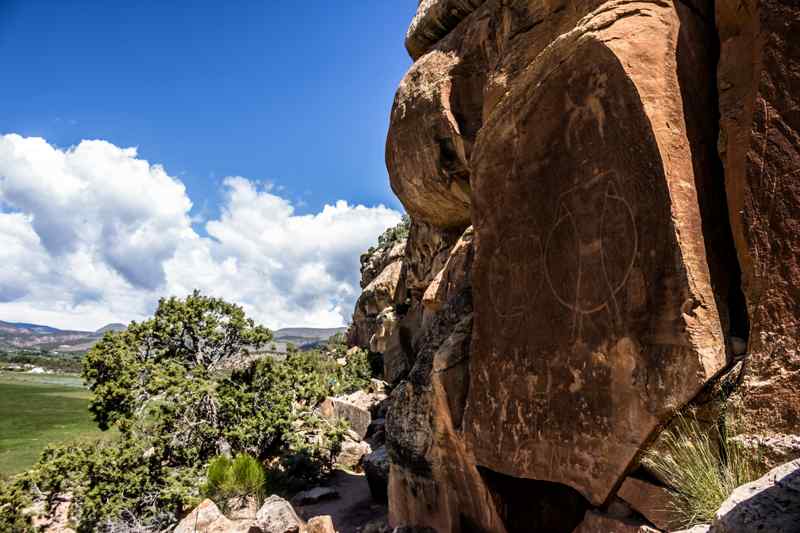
[643,409,766,528]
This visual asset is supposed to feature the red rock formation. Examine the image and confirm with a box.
[717,0,800,461]
[347,0,800,530]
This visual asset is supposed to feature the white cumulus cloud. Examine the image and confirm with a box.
[0,134,401,331]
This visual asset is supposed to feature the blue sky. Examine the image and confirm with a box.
[0,1,415,329]
[0,0,413,221]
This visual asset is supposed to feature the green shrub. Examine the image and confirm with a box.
[643,411,766,528]
[203,453,265,512]
[366,214,410,256]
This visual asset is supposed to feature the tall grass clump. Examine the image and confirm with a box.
[643,410,765,528]
[202,453,266,512]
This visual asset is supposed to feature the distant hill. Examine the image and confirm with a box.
[0,321,344,356]
[0,320,125,354]
[273,327,346,342]
[261,327,348,354]
[95,323,127,335]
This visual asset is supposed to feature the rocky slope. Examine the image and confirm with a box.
[350,0,800,531]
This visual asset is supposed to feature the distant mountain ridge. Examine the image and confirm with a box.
[273,327,346,341]
[0,320,126,354]
[0,320,345,355]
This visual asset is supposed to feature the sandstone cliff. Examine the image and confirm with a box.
[351,0,800,531]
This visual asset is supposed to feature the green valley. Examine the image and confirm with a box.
[0,372,107,478]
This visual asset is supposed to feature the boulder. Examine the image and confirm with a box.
[320,389,386,440]
[709,460,800,533]
[617,477,678,530]
[572,511,659,533]
[388,7,496,231]
[716,0,800,463]
[307,515,336,533]
[174,499,237,533]
[363,445,390,503]
[291,487,338,507]
[386,48,473,229]
[405,0,486,60]
[255,496,304,533]
[336,438,371,470]
[464,0,727,505]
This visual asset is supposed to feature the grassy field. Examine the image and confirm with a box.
[0,371,108,478]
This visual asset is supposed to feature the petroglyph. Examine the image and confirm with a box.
[544,172,638,341]
[566,71,609,149]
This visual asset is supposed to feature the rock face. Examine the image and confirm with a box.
[709,460,800,533]
[716,0,800,461]
[349,241,405,351]
[349,0,800,531]
[462,0,727,505]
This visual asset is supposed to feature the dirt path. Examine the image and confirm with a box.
[295,470,387,533]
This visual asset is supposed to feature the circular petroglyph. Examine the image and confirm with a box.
[544,174,637,317]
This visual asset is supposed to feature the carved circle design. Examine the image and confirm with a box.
[544,174,637,316]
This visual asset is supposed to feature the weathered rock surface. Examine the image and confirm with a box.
[256,495,304,533]
[421,226,473,313]
[573,511,658,533]
[370,307,399,355]
[362,240,407,290]
[463,0,726,506]
[349,239,406,350]
[350,258,404,350]
[28,493,74,533]
[338,438,372,471]
[350,0,800,530]
[387,19,490,230]
[617,477,677,530]
[405,0,486,61]
[716,0,800,462]
[709,460,800,533]
[178,496,308,533]
[174,499,238,533]
[307,515,336,533]
[320,389,386,441]
[363,445,390,503]
[386,279,506,531]
[381,222,463,384]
